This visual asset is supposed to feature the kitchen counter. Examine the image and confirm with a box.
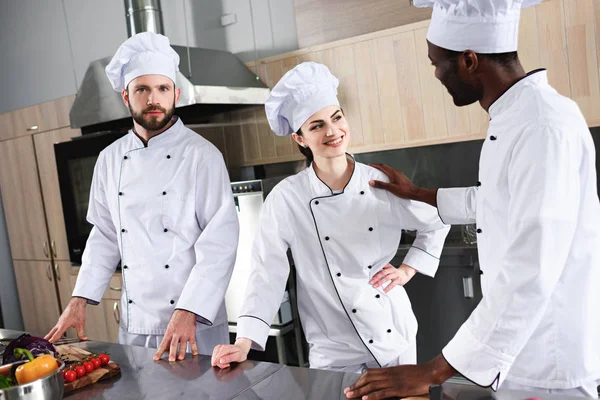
[0,330,585,399]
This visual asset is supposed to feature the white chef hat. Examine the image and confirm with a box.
[265,62,340,137]
[414,0,541,53]
[105,32,180,92]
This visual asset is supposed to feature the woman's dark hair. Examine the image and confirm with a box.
[295,127,314,164]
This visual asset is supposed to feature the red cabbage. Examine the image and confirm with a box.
[2,334,57,365]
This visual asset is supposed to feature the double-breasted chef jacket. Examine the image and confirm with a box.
[72,117,239,335]
[237,158,450,369]
[438,70,600,390]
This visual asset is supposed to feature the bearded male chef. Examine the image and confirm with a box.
[45,32,239,362]
[345,0,600,399]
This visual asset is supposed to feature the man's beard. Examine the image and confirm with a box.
[129,102,175,131]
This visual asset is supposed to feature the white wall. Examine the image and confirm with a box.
[0,0,298,115]
[63,0,129,92]
[220,0,299,62]
[0,0,77,113]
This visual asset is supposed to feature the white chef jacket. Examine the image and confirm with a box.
[72,117,239,335]
[237,159,449,369]
[438,70,600,390]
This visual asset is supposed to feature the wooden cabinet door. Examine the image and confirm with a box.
[85,300,120,343]
[67,272,120,343]
[37,95,76,133]
[83,301,112,343]
[33,128,81,261]
[12,260,61,337]
[12,260,38,335]
[0,95,75,141]
[9,105,44,139]
[54,261,74,313]
[0,111,15,141]
[0,136,51,260]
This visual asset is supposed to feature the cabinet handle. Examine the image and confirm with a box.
[113,302,120,323]
[46,264,53,281]
[51,241,57,258]
[462,276,474,299]
[54,264,61,281]
[27,125,39,132]
[43,242,49,258]
[109,285,122,291]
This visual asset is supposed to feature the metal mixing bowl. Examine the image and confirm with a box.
[0,360,64,400]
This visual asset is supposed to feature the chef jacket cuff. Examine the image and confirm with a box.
[437,188,473,225]
[72,296,100,306]
[237,315,270,351]
[403,246,439,277]
[72,279,103,305]
[442,323,514,391]
[177,280,221,326]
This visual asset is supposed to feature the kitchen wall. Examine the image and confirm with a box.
[0,0,298,114]
[0,191,24,330]
[293,0,431,48]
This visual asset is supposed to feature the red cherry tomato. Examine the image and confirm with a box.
[64,369,77,383]
[91,357,101,369]
[99,354,110,365]
[83,361,94,373]
[75,365,86,378]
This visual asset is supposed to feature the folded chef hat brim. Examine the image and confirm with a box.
[414,0,542,54]
[265,62,340,137]
[122,52,177,89]
[105,32,179,92]
[427,5,520,53]
[282,85,340,135]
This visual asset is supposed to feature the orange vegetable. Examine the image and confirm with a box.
[13,348,58,385]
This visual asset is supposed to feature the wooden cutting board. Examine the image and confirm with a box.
[56,344,121,394]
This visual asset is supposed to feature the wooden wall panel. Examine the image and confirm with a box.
[293,0,432,48]
[414,28,448,140]
[334,45,364,147]
[373,36,405,144]
[536,0,571,97]
[563,0,600,124]
[229,0,598,167]
[354,41,385,146]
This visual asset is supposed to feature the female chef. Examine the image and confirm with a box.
[212,62,449,373]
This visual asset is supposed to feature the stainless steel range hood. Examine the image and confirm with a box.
[69,0,270,131]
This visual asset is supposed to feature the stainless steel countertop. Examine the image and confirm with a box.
[61,340,285,400]
[0,330,585,400]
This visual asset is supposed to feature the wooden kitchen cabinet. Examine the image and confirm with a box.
[83,300,113,343]
[7,105,45,141]
[67,271,121,343]
[0,95,75,141]
[12,260,61,337]
[33,127,81,261]
[0,136,51,260]
[55,261,74,312]
[37,95,76,134]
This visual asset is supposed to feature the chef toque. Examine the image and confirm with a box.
[413,0,542,53]
[265,62,340,137]
[105,32,180,91]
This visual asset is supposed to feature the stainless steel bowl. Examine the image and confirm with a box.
[0,360,64,400]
